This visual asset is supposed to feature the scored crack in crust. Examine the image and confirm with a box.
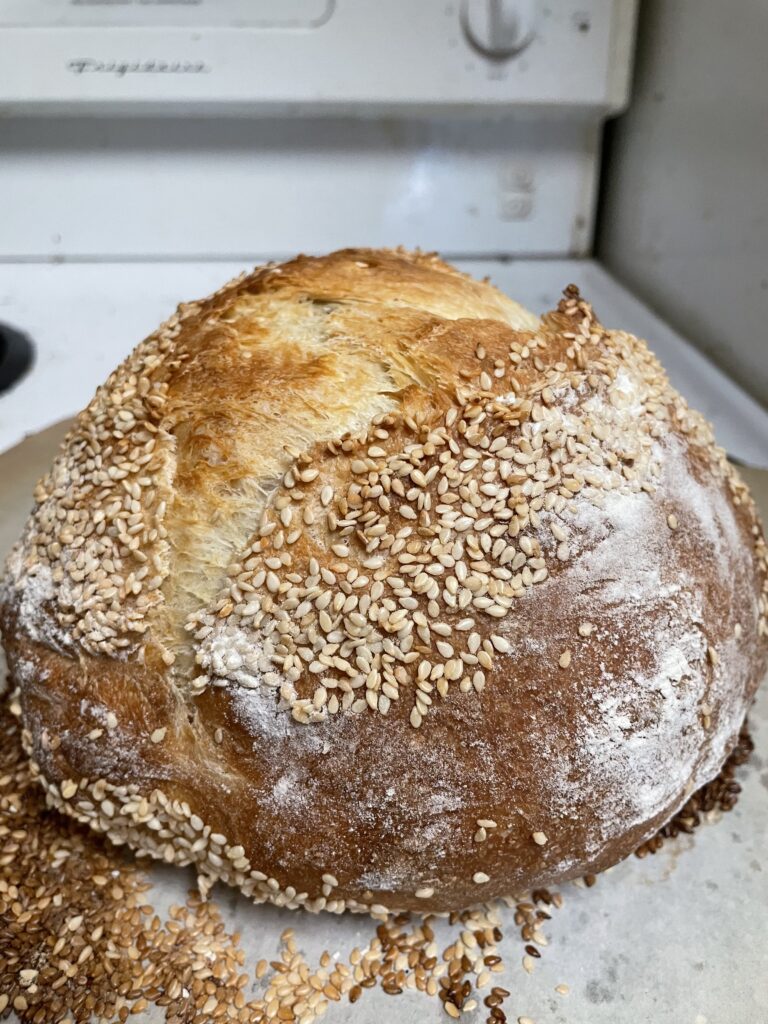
[1,247,767,914]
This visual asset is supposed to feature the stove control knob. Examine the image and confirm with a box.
[460,0,538,60]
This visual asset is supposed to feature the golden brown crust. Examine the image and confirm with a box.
[2,248,767,914]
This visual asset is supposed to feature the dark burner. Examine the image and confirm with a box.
[0,322,34,394]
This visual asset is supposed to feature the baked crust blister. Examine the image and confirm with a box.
[1,248,766,914]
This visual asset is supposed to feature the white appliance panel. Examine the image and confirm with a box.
[0,1,636,113]
[0,0,334,29]
[0,117,599,259]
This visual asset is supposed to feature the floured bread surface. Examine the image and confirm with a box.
[1,248,767,914]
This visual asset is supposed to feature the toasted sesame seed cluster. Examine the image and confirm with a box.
[189,281,678,730]
[1,248,767,916]
[6,307,183,660]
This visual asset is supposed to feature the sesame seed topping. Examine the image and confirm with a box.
[558,650,572,669]
[532,831,548,846]
[150,727,167,744]
[473,871,490,884]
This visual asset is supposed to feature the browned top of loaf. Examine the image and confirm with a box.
[2,247,767,912]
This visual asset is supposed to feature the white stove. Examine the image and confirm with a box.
[2,7,768,1024]
[0,0,767,466]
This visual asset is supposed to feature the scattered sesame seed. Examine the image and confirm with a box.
[473,871,490,884]
[0,684,750,1024]
[150,727,167,744]
[532,831,548,846]
[558,650,572,669]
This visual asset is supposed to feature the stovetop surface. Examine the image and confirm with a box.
[1,257,766,466]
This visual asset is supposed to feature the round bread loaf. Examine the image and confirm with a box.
[1,248,767,914]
